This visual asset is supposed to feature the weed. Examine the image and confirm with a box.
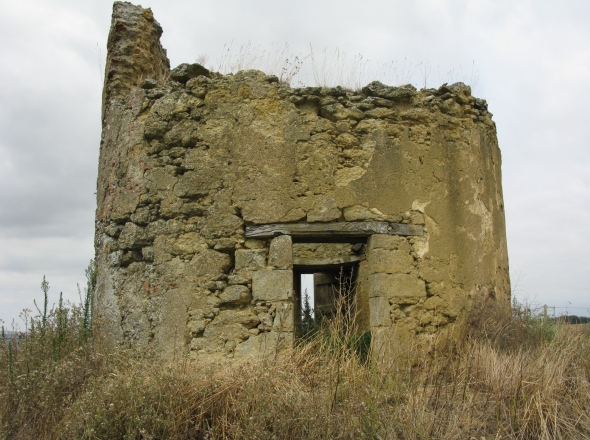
[1,282,589,439]
[201,42,480,91]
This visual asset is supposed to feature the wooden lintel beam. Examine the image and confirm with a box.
[245,221,423,239]
[293,255,365,267]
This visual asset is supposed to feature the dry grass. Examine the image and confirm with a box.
[198,43,478,91]
[208,42,307,86]
[1,294,589,439]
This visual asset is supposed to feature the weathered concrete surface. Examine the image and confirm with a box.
[94,2,510,358]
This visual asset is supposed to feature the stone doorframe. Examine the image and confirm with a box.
[244,221,424,350]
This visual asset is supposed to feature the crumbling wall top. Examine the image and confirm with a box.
[102,1,170,120]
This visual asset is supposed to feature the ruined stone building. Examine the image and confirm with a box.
[95,2,510,357]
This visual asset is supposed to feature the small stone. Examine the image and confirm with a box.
[188,319,206,334]
[410,211,425,225]
[335,132,359,148]
[104,223,121,238]
[253,305,269,314]
[130,206,150,225]
[320,104,365,121]
[214,238,236,251]
[204,280,227,291]
[244,239,265,249]
[343,205,385,221]
[257,312,273,328]
[141,246,154,261]
[118,222,150,250]
[324,86,347,97]
[351,243,364,253]
[319,96,338,106]
[362,81,416,103]
[146,89,166,99]
[170,63,210,84]
[365,107,396,119]
[140,78,158,89]
[108,250,123,267]
[121,250,142,265]
[263,74,279,83]
[335,121,352,132]
[474,98,488,111]
[228,274,249,285]
[368,234,409,251]
[287,95,305,105]
[299,86,322,96]
[281,208,306,222]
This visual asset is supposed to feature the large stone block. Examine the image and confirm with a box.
[366,248,414,274]
[307,195,342,222]
[369,296,392,327]
[252,270,293,301]
[268,235,292,269]
[368,234,411,252]
[219,285,252,305]
[369,273,426,299]
[235,249,267,271]
[272,302,294,331]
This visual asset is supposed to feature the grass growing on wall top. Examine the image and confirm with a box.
[1,286,589,439]
[198,42,479,91]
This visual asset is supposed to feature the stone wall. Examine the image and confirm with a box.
[95,2,510,358]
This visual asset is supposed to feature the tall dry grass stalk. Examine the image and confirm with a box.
[1,286,589,439]
[198,42,479,91]
[210,42,307,86]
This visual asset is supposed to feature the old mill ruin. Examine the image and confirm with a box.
[94,2,510,358]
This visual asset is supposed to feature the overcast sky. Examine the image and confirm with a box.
[1,0,589,325]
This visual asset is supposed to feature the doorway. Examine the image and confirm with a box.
[294,263,359,334]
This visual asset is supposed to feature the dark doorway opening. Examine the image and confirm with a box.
[294,263,358,335]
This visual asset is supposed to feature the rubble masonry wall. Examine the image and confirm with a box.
[95,2,510,358]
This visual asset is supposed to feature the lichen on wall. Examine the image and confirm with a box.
[95,2,510,358]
